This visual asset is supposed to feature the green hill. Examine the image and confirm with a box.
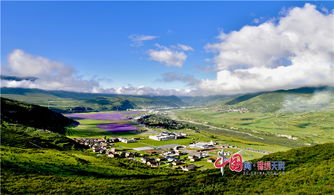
[210,86,334,112]
[173,87,334,146]
[1,97,77,134]
[1,98,333,194]
[1,98,84,150]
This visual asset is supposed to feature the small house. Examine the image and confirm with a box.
[181,165,196,171]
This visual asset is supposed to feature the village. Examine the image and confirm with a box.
[72,133,239,171]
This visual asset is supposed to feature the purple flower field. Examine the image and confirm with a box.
[97,123,139,132]
[66,112,139,132]
[66,113,128,121]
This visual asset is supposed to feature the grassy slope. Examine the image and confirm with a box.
[2,140,333,194]
[0,97,77,134]
[1,122,84,150]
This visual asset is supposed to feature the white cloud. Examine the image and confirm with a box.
[281,91,333,112]
[0,49,195,96]
[252,16,265,24]
[129,34,158,46]
[7,49,73,77]
[175,44,194,51]
[201,3,334,95]
[1,49,101,93]
[148,46,187,67]
[320,6,329,14]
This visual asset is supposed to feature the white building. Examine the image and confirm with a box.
[149,131,186,141]
[118,138,136,143]
[133,146,155,151]
[189,141,215,149]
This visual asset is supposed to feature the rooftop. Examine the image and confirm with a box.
[133,146,155,151]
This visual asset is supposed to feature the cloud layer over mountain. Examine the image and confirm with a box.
[281,91,333,112]
[1,49,101,93]
[1,50,192,96]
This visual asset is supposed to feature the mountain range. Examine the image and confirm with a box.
[1,86,332,113]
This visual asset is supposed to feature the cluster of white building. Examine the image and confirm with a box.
[188,141,216,149]
[118,137,137,143]
[149,131,187,141]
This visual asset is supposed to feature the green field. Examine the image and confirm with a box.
[172,107,334,147]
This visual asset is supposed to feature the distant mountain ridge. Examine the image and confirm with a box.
[225,86,333,105]
[1,86,333,113]
[0,75,38,82]
[210,86,334,112]
[0,87,187,113]
[0,87,185,101]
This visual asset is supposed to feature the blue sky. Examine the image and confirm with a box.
[1,1,334,95]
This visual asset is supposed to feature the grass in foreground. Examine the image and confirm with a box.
[2,141,333,194]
